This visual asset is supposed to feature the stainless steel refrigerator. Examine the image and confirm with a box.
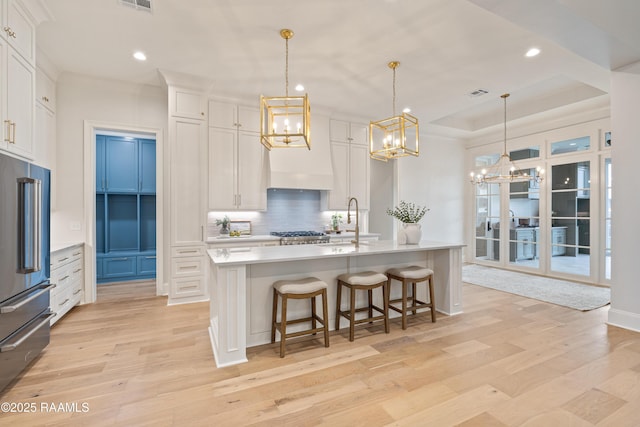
[0,152,54,393]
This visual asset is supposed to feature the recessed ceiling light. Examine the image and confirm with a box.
[525,48,540,58]
[133,51,147,61]
[402,107,411,113]
[295,84,304,91]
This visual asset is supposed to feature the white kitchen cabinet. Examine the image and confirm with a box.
[324,120,370,210]
[34,67,56,170]
[1,0,35,65]
[35,67,55,113]
[169,87,206,120]
[50,244,84,325]
[208,100,260,133]
[330,120,368,146]
[168,105,208,304]
[208,100,267,210]
[0,36,35,159]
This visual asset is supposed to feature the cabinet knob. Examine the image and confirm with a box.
[42,96,49,103]
[3,27,16,38]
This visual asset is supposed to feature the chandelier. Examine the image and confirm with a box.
[369,61,419,162]
[260,29,311,150]
[470,93,544,184]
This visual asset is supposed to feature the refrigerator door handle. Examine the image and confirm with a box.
[17,177,42,274]
[0,312,55,352]
[0,283,55,314]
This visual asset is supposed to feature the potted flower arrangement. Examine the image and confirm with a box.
[331,212,343,232]
[387,201,429,244]
[216,215,231,236]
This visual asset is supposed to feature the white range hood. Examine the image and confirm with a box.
[267,114,334,190]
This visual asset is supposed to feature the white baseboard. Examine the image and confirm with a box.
[607,308,640,333]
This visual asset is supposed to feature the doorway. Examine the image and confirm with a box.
[82,121,164,303]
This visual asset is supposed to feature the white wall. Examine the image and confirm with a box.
[608,69,640,331]
[397,134,465,243]
[52,73,167,243]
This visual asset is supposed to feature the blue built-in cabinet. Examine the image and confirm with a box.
[96,135,156,284]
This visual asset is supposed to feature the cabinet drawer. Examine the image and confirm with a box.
[172,246,205,258]
[51,245,83,269]
[172,276,205,299]
[102,256,137,279]
[172,257,203,278]
[138,255,157,275]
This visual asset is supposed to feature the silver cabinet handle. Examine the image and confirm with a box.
[58,298,69,307]
[73,289,82,295]
[0,283,55,314]
[0,312,55,352]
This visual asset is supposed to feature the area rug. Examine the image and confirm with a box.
[462,264,610,311]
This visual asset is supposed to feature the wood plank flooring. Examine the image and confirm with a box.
[2,280,640,426]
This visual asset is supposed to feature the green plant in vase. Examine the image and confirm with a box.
[216,215,231,235]
[387,201,429,244]
[331,212,343,231]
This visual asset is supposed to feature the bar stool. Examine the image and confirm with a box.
[335,271,389,341]
[271,277,330,358]
[387,266,436,329]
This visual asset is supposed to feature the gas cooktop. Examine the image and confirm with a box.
[270,231,329,245]
[270,231,326,237]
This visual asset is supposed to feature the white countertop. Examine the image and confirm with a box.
[208,240,465,267]
[51,241,84,253]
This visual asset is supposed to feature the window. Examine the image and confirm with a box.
[550,136,590,155]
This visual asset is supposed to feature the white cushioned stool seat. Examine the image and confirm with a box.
[337,271,388,286]
[274,277,328,294]
[386,266,434,280]
[336,271,389,341]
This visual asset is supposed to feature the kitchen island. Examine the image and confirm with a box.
[207,240,464,367]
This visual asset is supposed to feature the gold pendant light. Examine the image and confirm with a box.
[469,93,544,184]
[369,61,419,162]
[260,29,311,150]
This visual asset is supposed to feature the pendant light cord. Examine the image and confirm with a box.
[392,66,397,117]
[285,36,289,98]
[502,93,509,155]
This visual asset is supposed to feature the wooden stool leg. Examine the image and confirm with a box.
[401,279,408,330]
[383,281,389,333]
[322,289,330,347]
[411,282,417,315]
[428,275,436,322]
[280,295,288,358]
[335,281,342,331]
[271,289,278,343]
[311,295,317,335]
[349,287,356,342]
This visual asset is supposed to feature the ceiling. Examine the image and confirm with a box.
[34,0,640,138]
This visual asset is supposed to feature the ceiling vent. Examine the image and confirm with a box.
[468,89,489,98]
[119,0,152,12]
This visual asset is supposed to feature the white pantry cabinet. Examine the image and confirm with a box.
[324,120,370,210]
[168,91,208,304]
[208,99,267,210]
[1,0,36,65]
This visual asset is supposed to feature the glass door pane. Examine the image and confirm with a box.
[474,182,500,263]
[508,167,540,268]
[605,158,612,280]
[550,161,590,276]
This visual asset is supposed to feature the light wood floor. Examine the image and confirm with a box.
[2,280,640,426]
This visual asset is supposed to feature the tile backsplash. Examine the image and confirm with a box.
[208,189,338,237]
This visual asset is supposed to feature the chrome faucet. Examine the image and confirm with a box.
[347,197,360,248]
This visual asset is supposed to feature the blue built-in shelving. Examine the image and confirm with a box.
[96,135,156,283]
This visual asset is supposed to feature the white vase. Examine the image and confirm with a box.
[403,223,422,244]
